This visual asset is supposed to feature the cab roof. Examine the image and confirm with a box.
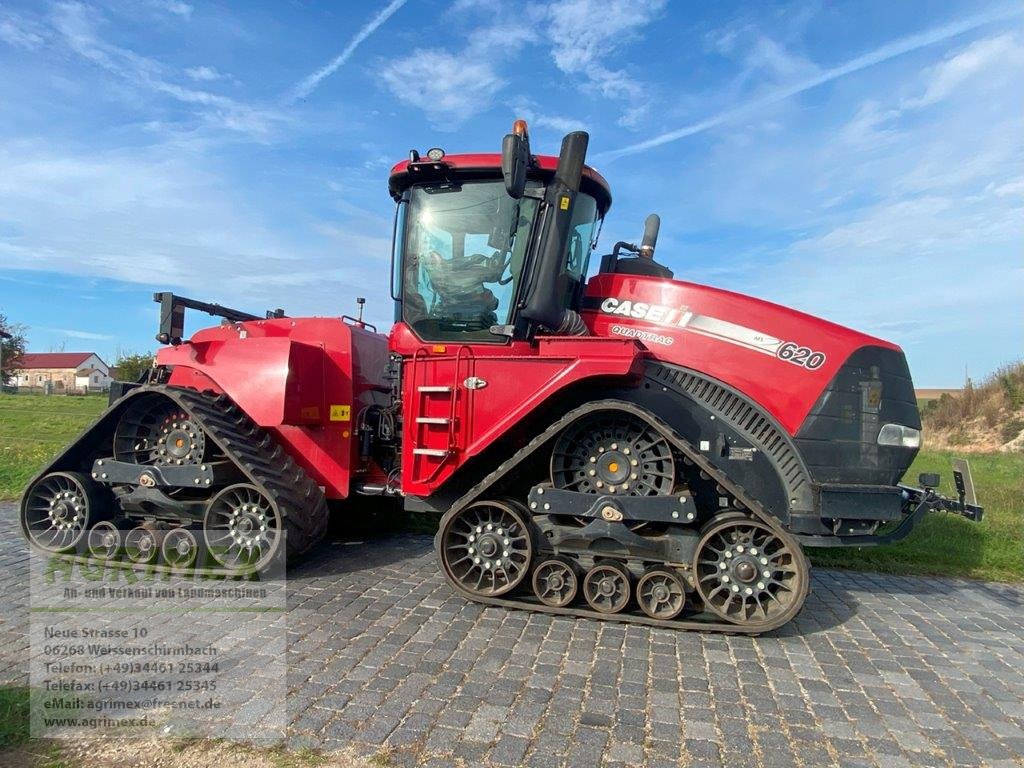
[388,153,612,214]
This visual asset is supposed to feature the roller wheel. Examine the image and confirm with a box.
[162,528,198,569]
[21,472,98,553]
[694,514,808,628]
[583,562,631,614]
[532,557,578,607]
[637,568,687,620]
[87,521,122,560]
[203,483,282,571]
[440,500,533,597]
[125,525,160,564]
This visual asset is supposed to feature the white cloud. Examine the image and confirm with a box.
[836,100,901,149]
[601,5,1023,160]
[0,141,393,315]
[147,1,193,20]
[39,327,115,341]
[510,98,585,134]
[291,0,408,100]
[50,2,282,138]
[380,49,505,129]
[0,7,45,49]
[540,0,664,125]
[185,65,224,82]
[991,177,1024,197]
[907,32,1023,108]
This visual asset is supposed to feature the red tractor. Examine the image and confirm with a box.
[20,122,982,633]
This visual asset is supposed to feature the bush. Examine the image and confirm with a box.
[923,361,1024,437]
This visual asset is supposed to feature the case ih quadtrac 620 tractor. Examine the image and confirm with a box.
[21,122,982,633]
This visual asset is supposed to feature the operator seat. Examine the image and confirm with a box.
[423,251,504,328]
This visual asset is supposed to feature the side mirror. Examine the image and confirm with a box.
[502,124,531,199]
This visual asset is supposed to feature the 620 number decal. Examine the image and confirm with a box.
[777,341,826,370]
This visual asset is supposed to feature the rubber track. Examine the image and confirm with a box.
[438,391,811,635]
[171,387,330,558]
[28,385,329,576]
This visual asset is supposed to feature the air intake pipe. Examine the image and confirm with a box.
[520,131,589,332]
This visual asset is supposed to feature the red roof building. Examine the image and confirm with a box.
[13,352,112,392]
[17,352,98,369]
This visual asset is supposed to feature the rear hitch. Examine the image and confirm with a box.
[907,457,984,522]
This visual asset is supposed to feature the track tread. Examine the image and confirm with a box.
[157,386,330,562]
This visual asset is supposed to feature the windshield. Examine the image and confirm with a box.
[400,180,539,341]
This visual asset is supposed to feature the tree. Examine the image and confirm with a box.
[114,351,155,382]
[0,314,28,387]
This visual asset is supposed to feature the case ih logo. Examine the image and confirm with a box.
[597,297,826,371]
[599,297,693,326]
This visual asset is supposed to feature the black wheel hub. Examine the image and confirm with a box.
[204,484,282,570]
[22,472,93,552]
[583,563,630,614]
[87,522,121,559]
[532,558,578,607]
[163,528,198,568]
[441,501,533,597]
[114,396,206,467]
[694,517,806,626]
[126,526,158,563]
[637,568,686,620]
[551,413,675,497]
[228,503,270,549]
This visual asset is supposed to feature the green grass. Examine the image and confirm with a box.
[1,393,1020,581]
[808,449,1024,582]
[0,394,106,500]
[0,685,31,749]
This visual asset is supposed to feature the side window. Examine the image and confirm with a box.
[390,199,407,302]
[561,194,599,306]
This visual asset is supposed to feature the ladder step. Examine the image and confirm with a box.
[413,448,448,457]
[416,417,451,425]
[418,385,452,393]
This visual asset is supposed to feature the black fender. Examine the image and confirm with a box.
[609,362,816,527]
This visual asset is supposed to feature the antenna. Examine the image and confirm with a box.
[356,297,366,327]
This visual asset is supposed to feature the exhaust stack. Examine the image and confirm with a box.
[639,213,660,259]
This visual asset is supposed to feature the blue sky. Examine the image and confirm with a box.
[0,0,1021,385]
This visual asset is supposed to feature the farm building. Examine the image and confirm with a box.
[13,352,112,393]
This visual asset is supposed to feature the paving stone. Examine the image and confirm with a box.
[2,507,1023,768]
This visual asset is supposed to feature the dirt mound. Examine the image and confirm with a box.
[922,362,1024,453]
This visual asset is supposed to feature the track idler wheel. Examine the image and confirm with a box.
[21,471,99,553]
[440,500,533,597]
[583,562,631,614]
[203,483,283,571]
[693,514,808,629]
[162,528,198,569]
[636,568,687,620]
[125,525,161,564]
[532,557,578,607]
[87,521,122,559]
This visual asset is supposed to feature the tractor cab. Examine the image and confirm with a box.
[387,122,612,344]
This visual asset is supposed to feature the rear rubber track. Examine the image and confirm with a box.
[27,385,329,576]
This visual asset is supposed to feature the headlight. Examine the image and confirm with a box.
[877,424,921,448]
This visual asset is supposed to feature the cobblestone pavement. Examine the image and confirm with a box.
[2,504,1022,767]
